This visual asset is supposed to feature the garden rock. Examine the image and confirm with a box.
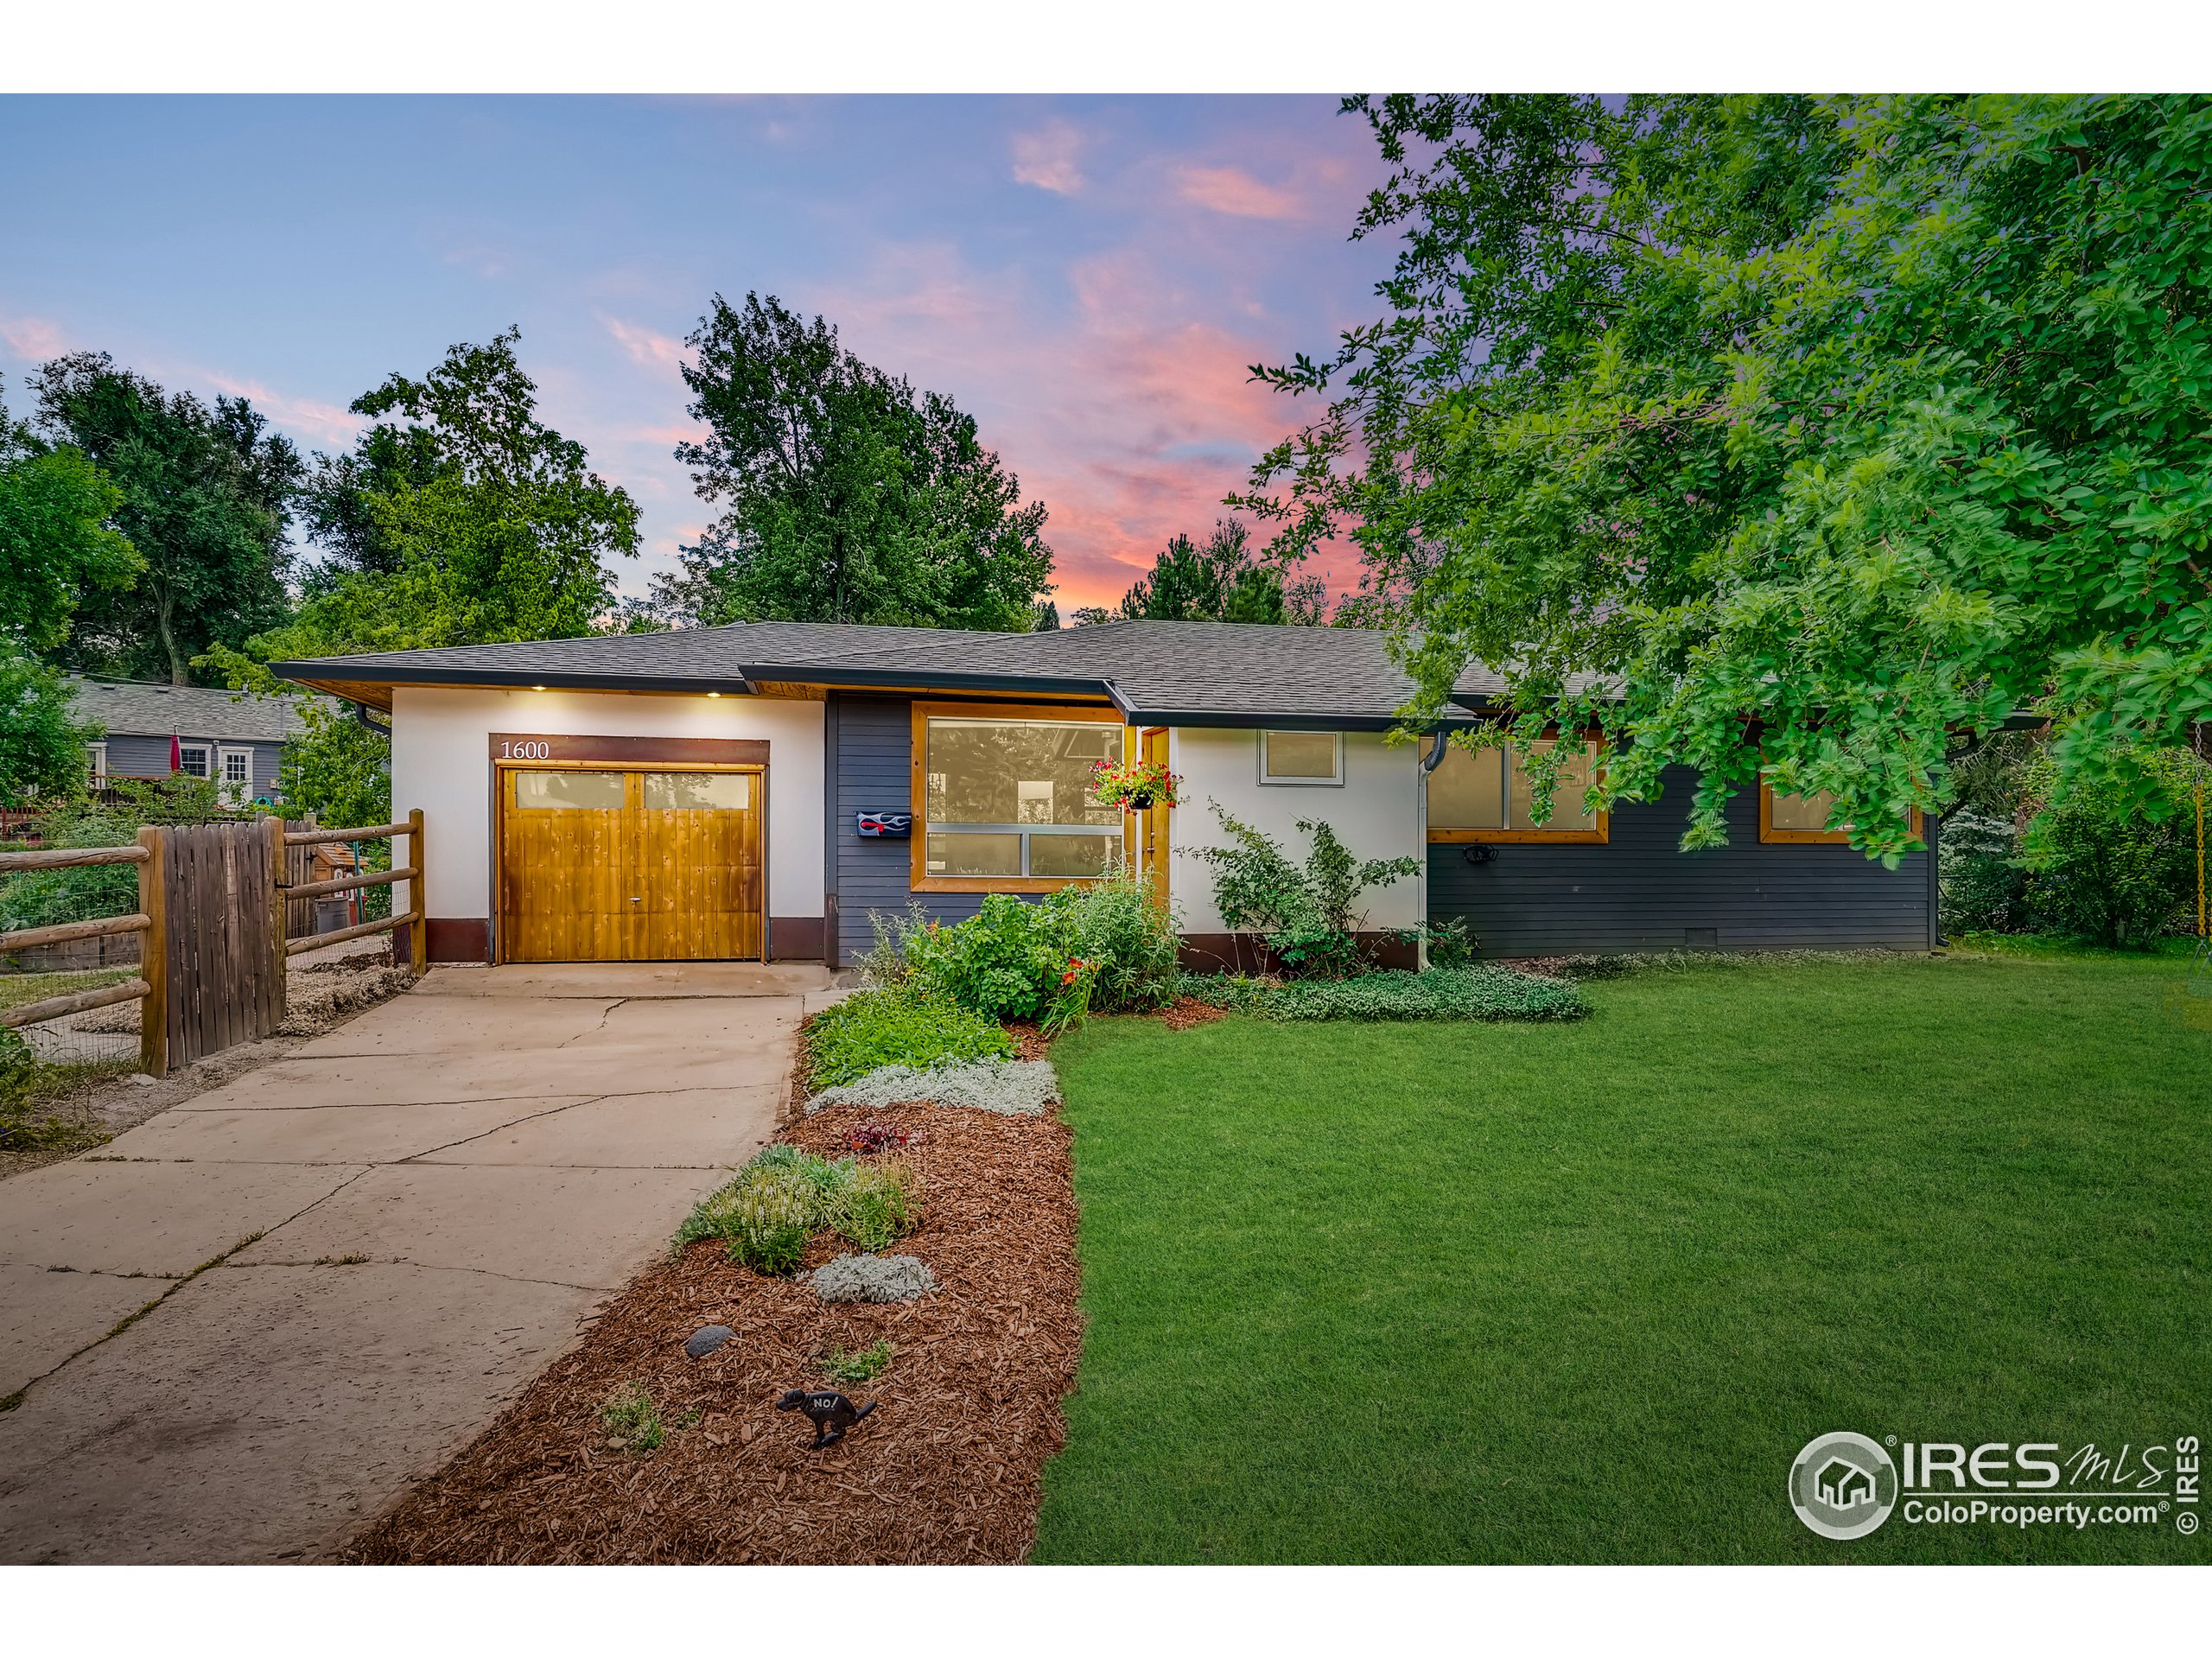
[807,1253,938,1304]
[684,1324,735,1358]
[804,1058,1059,1117]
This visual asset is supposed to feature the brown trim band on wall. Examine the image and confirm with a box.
[768,916,826,961]
[425,918,493,963]
[487,733,771,766]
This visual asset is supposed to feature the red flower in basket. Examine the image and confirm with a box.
[1088,757,1182,811]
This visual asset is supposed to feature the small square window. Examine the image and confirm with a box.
[179,746,210,779]
[1260,730,1342,785]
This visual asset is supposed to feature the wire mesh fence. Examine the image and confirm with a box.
[0,870,146,1069]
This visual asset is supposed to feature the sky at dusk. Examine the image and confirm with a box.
[0,95,1399,611]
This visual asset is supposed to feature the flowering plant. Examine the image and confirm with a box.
[1040,954,1106,1039]
[1089,756,1182,810]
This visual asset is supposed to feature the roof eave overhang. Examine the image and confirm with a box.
[270,664,758,701]
[270,660,1122,704]
[1119,709,1425,733]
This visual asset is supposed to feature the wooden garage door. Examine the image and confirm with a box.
[498,766,764,962]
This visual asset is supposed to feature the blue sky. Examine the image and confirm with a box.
[0,95,1396,608]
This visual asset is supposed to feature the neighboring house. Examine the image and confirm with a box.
[270,620,1936,967]
[68,676,303,807]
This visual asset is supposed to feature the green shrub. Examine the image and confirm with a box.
[900,893,1065,1021]
[867,875,1182,1021]
[1052,874,1180,1012]
[1185,805,1420,977]
[1939,809,2028,935]
[1178,965,1588,1023]
[1395,915,1478,969]
[683,1163,818,1274]
[2021,750,2199,950]
[804,988,1015,1089]
[676,1144,921,1269]
[826,1159,920,1252]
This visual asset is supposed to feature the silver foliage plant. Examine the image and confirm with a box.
[808,1253,938,1304]
[804,1058,1060,1117]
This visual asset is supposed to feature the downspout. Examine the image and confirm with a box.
[1417,727,1453,972]
[823,691,841,969]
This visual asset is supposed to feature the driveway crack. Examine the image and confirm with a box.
[392,1094,620,1161]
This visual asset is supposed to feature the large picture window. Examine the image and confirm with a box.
[911,703,1127,891]
[1423,734,1609,843]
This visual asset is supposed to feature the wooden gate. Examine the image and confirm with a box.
[148,820,283,1071]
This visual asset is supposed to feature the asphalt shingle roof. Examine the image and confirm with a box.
[270,619,1514,724]
[67,677,308,743]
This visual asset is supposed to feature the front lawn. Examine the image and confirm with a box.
[1034,951,2211,1563]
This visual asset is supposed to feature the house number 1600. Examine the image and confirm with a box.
[500,741,551,760]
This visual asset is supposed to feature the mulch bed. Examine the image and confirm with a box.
[1158,995,1229,1032]
[343,1101,1082,1565]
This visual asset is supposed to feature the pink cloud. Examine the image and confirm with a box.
[1011,121,1085,196]
[1174,164,1305,220]
[0,312,68,361]
[202,371,365,448]
[810,241,1332,610]
[601,314,690,370]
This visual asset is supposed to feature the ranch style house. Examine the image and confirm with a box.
[271,620,1937,968]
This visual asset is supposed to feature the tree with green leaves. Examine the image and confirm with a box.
[655,292,1053,631]
[264,329,639,658]
[0,650,95,807]
[1116,518,1335,626]
[219,330,639,826]
[0,375,141,654]
[1237,94,2212,861]
[33,353,298,685]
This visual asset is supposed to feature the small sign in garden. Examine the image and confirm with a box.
[776,1388,878,1450]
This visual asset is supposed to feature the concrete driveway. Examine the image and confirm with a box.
[0,960,831,1563]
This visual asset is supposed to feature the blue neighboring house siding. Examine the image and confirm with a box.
[1426,761,1937,956]
[99,732,285,798]
[837,696,1936,963]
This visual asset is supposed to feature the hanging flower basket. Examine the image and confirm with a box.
[1089,756,1183,811]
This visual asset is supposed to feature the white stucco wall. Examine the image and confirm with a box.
[1166,727,1425,931]
[390,686,826,923]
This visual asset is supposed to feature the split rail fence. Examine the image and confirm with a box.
[0,809,424,1077]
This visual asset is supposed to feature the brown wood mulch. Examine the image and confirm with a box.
[1158,995,1228,1032]
[343,1101,1082,1565]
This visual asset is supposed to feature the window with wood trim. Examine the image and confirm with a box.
[1423,734,1610,843]
[910,702,1128,892]
[1758,779,1924,844]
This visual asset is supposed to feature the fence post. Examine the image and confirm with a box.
[137,824,168,1078]
[408,806,427,976]
[264,814,288,1033]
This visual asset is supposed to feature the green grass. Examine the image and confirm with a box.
[1033,950,2212,1563]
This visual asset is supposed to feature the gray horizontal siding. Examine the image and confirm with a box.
[835,695,996,960]
[96,733,285,798]
[1427,764,1935,956]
